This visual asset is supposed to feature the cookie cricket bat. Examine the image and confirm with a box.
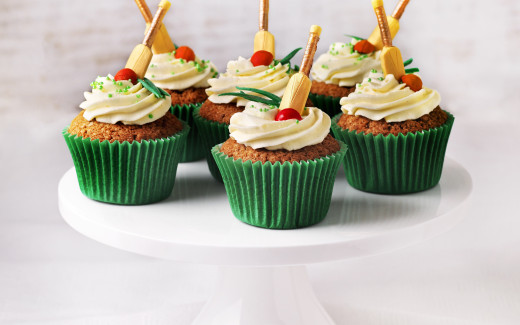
[134,0,176,54]
[125,0,171,78]
[253,0,275,56]
[278,25,321,115]
[372,0,405,80]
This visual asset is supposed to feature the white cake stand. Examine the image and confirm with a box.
[58,158,472,325]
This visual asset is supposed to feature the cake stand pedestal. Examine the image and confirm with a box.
[58,158,472,325]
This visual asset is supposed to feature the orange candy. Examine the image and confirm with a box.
[175,46,196,62]
[250,50,274,67]
[114,68,138,84]
[353,40,376,54]
[401,74,423,92]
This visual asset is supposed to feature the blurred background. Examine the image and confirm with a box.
[1,0,519,324]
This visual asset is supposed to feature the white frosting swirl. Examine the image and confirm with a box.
[80,75,171,125]
[229,102,330,151]
[206,56,291,107]
[145,53,218,90]
[340,72,441,122]
[311,40,381,87]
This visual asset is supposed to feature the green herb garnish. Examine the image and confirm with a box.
[344,34,365,41]
[219,86,281,107]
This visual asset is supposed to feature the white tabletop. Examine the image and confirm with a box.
[1,0,520,324]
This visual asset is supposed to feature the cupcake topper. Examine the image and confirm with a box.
[253,0,275,57]
[372,0,405,80]
[356,0,410,53]
[125,0,171,79]
[278,25,321,115]
[134,0,176,54]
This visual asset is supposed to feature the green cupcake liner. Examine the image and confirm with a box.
[308,93,342,117]
[331,112,455,194]
[211,142,348,229]
[193,106,230,182]
[170,103,204,162]
[62,122,189,205]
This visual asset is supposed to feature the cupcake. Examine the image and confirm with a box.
[331,70,454,194]
[63,2,189,205]
[63,74,188,205]
[212,25,347,229]
[145,47,218,162]
[194,49,301,182]
[212,100,346,229]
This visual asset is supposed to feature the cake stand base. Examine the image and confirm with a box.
[194,265,333,325]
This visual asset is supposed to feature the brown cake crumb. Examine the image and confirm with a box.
[198,99,245,124]
[310,80,355,98]
[220,134,340,164]
[164,87,208,106]
[68,111,183,143]
[337,106,448,136]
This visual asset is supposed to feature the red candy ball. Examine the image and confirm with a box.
[175,46,196,62]
[250,50,274,67]
[114,68,138,84]
[275,108,302,121]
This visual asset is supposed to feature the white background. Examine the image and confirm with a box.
[1,0,519,324]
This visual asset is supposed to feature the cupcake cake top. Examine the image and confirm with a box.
[229,101,330,151]
[205,56,294,107]
[145,47,218,91]
[310,38,381,87]
[80,74,171,125]
[340,71,440,122]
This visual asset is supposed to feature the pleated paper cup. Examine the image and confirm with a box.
[193,106,230,182]
[211,141,348,229]
[170,103,204,162]
[62,122,189,205]
[308,93,342,117]
[331,112,455,194]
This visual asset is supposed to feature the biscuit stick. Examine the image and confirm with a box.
[134,0,176,54]
[253,0,275,57]
[278,25,321,115]
[125,0,171,78]
[366,0,410,50]
[372,0,405,80]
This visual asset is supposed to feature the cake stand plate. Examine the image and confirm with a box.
[58,158,472,325]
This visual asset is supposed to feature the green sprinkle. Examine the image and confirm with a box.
[118,82,123,86]
[304,107,307,110]
[210,68,215,73]
[357,54,368,61]
[236,69,239,73]
[371,69,377,73]
[180,58,185,64]
[296,120,299,124]
[368,78,372,82]
[378,77,384,81]
[171,71,175,75]
[151,75,155,78]
[106,76,111,80]
[136,94,141,98]
[321,64,329,69]
[212,72,218,78]
[150,64,155,68]
[148,114,153,119]
[251,105,255,108]
[108,94,112,98]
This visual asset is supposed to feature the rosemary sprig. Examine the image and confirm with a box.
[344,34,365,41]
[219,86,281,106]
[402,58,419,74]
[272,47,302,74]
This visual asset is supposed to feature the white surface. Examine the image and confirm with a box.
[193,266,335,325]
[1,0,520,324]
[58,158,471,266]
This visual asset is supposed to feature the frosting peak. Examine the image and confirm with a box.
[206,57,291,107]
[340,71,441,122]
[145,53,217,90]
[311,40,381,87]
[229,102,330,151]
[79,75,171,125]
